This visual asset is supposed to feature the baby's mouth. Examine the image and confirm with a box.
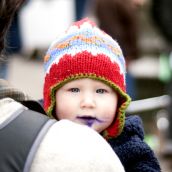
[77,116,102,127]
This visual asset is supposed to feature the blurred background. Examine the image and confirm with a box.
[1,0,172,171]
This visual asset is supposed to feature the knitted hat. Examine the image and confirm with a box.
[43,18,131,139]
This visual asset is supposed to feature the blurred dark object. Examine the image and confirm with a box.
[0,0,27,55]
[152,0,172,140]
[151,0,172,44]
[0,0,29,79]
[94,0,139,61]
[5,12,22,54]
[5,0,29,54]
[152,0,172,161]
[75,0,87,20]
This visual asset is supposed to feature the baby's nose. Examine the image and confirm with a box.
[80,96,96,109]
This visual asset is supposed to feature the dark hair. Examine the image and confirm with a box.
[0,0,25,55]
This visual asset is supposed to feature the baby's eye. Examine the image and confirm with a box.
[69,88,80,92]
[96,89,107,94]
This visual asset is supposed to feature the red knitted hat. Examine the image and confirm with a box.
[43,18,131,139]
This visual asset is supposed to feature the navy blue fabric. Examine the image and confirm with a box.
[108,115,161,172]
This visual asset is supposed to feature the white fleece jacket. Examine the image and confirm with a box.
[0,98,125,172]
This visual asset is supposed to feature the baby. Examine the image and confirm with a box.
[43,18,161,171]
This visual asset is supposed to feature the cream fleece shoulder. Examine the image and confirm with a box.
[30,120,125,172]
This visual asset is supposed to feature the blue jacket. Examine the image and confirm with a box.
[108,115,161,172]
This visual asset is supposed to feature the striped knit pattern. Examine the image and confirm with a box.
[43,18,131,139]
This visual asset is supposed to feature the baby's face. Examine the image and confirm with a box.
[55,78,118,133]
